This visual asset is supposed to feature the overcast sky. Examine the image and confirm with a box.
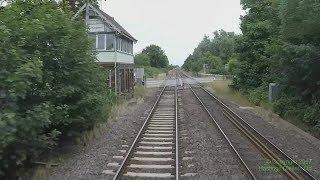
[100,0,244,66]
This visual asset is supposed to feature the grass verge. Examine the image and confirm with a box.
[208,80,253,107]
[134,85,149,99]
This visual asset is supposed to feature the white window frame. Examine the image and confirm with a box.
[117,37,121,51]
[90,33,116,52]
[115,36,134,55]
[96,34,106,51]
[106,34,115,51]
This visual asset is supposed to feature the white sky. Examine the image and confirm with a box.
[100,0,244,66]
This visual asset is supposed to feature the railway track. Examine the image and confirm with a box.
[178,70,316,180]
[112,77,180,179]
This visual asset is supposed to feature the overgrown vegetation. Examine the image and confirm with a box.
[134,45,173,77]
[134,85,149,99]
[235,0,320,133]
[0,0,115,177]
[183,0,320,135]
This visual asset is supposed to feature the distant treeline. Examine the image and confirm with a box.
[182,30,238,75]
[183,0,320,135]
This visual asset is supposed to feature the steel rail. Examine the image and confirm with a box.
[175,74,180,180]
[180,70,316,180]
[180,74,257,180]
[112,82,168,180]
[113,76,180,179]
[204,87,316,180]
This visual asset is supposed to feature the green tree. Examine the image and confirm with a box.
[142,45,169,68]
[134,53,150,67]
[277,0,320,100]
[280,0,320,45]
[182,31,236,74]
[210,30,238,64]
[233,0,320,129]
[200,52,224,74]
[272,0,320,128]
[233,0,281,90]
[227,57,239,75]
[0,0,114,177]
[193,35,211,57]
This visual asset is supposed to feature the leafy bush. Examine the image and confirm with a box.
[303,102,320,128]
[0,1,115,177]
[273,94,320,131]
[227,57,239,75]
[247,86,268,106]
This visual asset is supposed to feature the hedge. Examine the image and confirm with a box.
[0,0,115,177]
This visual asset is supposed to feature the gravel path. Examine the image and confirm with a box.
[48,88,161,180]
[206,87,320,179]
[180,88,248,179]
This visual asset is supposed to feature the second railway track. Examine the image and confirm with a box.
[178,70,316,180]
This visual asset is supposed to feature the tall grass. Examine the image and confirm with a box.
[208,80,253,107]
[134,85,149,99]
